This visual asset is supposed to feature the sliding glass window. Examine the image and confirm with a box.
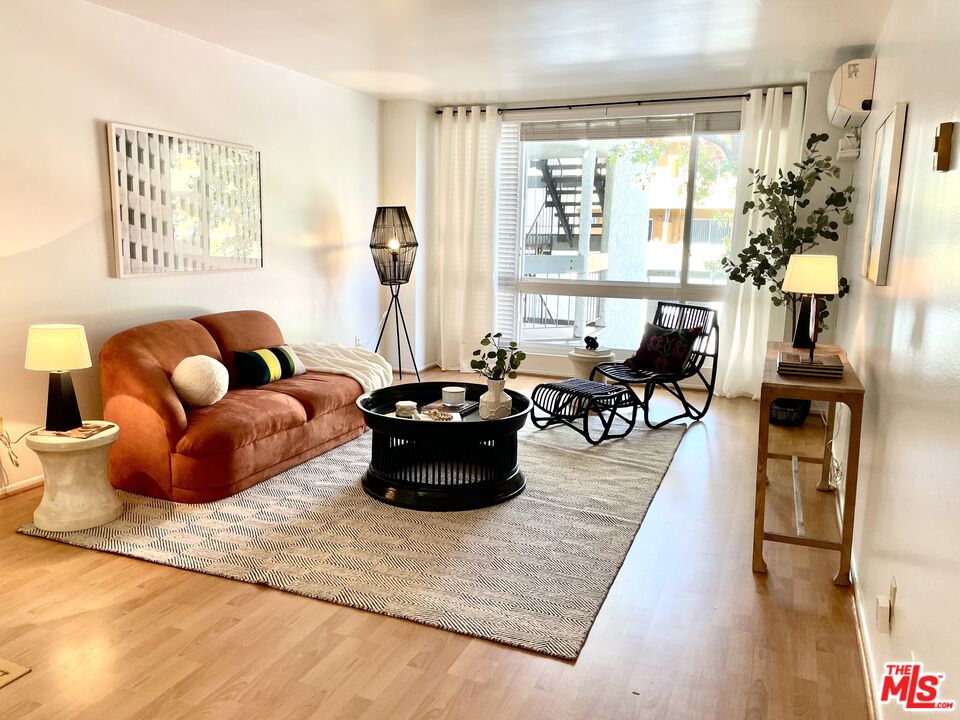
[496,109,740,354]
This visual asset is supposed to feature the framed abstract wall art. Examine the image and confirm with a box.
[107,122,263,277]
[862,102,907,286]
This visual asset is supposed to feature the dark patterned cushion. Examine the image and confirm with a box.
[234,346,306,387]
[625,323,702,374]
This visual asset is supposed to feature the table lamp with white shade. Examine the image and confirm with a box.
[781,254,839,363]
[25,324,92,431]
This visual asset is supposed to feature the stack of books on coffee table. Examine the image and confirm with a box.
[420,398,480,417]
[777,351,844,378]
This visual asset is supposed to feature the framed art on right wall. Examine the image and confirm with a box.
[862,102,908,286]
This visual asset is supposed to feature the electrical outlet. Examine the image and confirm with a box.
[354,336,361,347]
[831,457,844,489]
[890,577,897,622]
[876,578,899,634]
[877,595,891,633]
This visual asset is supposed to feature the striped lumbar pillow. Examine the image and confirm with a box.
[234,345,306,386]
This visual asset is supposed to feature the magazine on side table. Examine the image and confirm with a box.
[35,423,111,440]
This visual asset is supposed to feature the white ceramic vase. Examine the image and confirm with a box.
[479,377,512,419]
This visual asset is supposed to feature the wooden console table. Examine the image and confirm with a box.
[752,342,864,586]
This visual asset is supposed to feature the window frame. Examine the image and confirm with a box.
[517,116,736,300]
[501,112,740,355]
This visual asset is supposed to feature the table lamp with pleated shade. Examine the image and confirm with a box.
[25,324,92,431]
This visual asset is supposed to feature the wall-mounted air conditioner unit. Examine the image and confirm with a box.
[827,58,877,158]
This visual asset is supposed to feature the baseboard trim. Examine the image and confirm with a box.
[515,367,570,379]
[832,461,879,720]
[391,361,438,377]
[851,556,880,720]
[0,475,43,499]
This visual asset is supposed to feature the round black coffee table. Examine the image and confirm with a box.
[356,382,531,511]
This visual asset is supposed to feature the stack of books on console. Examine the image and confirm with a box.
[777,351,844,378]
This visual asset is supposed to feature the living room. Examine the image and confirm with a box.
[1,0,957,718]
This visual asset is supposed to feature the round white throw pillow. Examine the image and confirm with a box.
[171,355,229,407]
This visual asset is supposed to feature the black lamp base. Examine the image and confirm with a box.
[792,294,817,363]
[46,371,83,431]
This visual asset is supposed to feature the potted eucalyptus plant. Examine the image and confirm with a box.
[470,333,526,419]
[722,132,855,424]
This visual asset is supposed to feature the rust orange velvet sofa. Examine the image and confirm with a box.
[100,310,366,503]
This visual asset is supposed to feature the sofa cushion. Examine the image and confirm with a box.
[261,372,362,420]
[193,310,286,387]
[234,345,307,386]
[102,319,222,374]
[176,388,307,456]
[171,355,229,407]
[625,322,703,375]
[170,406,366,501]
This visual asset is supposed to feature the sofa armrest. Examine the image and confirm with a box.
[100,344,188,498]
[98,318,224,500]
[100,345,188,448]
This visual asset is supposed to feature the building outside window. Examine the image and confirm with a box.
[495,107,740,362]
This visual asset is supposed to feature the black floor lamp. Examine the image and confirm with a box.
[370,206,420,382]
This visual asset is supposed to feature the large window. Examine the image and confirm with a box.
[496,109,740,354]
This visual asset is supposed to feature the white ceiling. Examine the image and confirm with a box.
[88,0,891,104]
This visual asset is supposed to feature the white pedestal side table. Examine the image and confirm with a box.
[568,348,616,380]
[26,422,123,532]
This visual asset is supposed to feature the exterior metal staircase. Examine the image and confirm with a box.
[525,157,607,258]
[521,153,610,337]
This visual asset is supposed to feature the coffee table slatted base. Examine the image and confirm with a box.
[363,431,525,511]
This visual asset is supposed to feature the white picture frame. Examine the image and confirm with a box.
[106,122,263,278]
[861,102,907,286]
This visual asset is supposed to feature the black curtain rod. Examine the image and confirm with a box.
[435,89,793,115]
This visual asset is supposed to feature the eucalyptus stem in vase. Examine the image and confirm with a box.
[722,132,855,334]
[470,333,526,419]
[722,132,856,426]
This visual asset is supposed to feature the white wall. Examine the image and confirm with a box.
[0,0,381,491]
[801,70,859,345]
[832,1,960,716]
[378,100,438,373]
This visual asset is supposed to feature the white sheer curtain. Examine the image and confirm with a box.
[436,105,501,371]
[717,86,805,398]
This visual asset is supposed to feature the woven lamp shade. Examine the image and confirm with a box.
[370,206,418,285]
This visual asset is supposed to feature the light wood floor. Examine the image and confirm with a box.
[0,370,869,720]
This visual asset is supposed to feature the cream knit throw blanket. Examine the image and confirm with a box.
[290,343,392,393]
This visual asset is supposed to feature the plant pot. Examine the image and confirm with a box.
[479,377,512,420]
[769,398,811,427]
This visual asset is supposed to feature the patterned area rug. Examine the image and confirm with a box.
[19,422,684,659]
